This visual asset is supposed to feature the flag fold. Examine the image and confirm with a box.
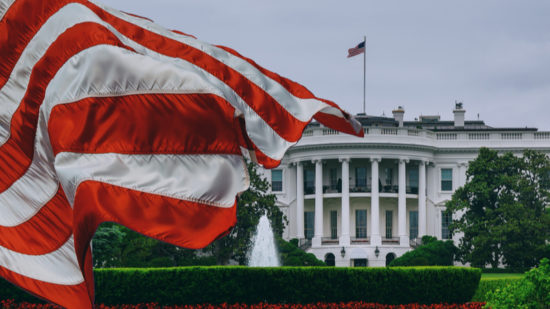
[0,0,363,307]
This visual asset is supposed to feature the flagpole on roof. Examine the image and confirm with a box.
[363,35,366,115]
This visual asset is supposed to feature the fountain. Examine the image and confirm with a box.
[248,214,281,267]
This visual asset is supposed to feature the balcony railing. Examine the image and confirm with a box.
[382,237,399,244]
[351,237,370,244]
[298,126,550,145]
[321,237,339,244]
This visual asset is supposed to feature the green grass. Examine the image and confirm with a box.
[480,273,525,280]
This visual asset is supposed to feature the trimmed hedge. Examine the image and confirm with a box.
[470,278,521,302]
[0,267,481,306]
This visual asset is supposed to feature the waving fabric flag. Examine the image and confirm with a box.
[347,40,366,58]
[0,0,363,307]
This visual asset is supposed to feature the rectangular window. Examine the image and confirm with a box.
[330,210,338,239]
[409,169,419,194]
[441,210,452,240]
[304,169,315,195]
[304,211,314,239]
[385,210,393,239]
[441,168,453,191]
[410,211,418,240]
[271,169,282,192]
[355,209,367,238]
[329,168,338,190]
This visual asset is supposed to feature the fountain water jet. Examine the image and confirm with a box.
[248,214,281,267]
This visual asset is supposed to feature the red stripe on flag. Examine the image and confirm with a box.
[48,93,242,156]
[0,266,91,309]
[216,45,362,137]
[0,22,131,191]
[83,2,310,143]
[71,180,237,291]
[0,0,75,89]
[0,188,72,255]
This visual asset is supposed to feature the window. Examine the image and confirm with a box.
[385,210,393,239]
[409,211,418,240]
[271,169,282,192]
[441,168,453,191]
[355,209,367,238]
[329,168,338,190]
[325,253,335,267]
[304,169,315,194]
[330,210,338,239]
[353,259,368,267]
[441,210,452,239]
[409,169,419,194]
[304,211,314,239]
[355,167,367,189]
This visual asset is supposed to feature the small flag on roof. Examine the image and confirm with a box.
[347,40,366,58]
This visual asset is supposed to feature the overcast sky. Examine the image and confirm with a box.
[106,0,550,130]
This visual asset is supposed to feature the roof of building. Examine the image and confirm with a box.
[310,113,538,132]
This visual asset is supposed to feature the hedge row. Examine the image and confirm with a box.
[0,300,487,309]
[470,278,521,302]
[1,267,481,306]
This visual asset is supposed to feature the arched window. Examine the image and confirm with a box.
[325,253,335,266]
[386,253,396,266]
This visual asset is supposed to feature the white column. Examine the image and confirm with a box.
[418,160,427,238]
[339,158,350,246]
[398,158,409,246]
[296,162,304,239]
[370,157,381,246]
[312,159,323,247]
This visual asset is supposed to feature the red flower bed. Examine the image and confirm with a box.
[1,300,486,309]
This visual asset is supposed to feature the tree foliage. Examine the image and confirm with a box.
[389,236,456,266]
[446,148,550,268]
[206,159,287,264]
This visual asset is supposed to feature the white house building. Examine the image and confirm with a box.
[265,103,550,267]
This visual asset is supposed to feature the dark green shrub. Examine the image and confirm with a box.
[485,258,550,308]
[1,267,481,306]
[390,238,457,266]
[276,237,325,266]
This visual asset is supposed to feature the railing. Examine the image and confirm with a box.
[323,128,339,135]
[436,133,457,140]
[468,133,490,140]
[501,132,523,140]
[351,237,370,244]
[321,237,339,244]
[381,128,398,135]
[382,237,399,244]
[298,126,550,146]
[535,132,550,140]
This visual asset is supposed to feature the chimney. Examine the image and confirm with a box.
[453,102,465,128]
[392,106,405,127]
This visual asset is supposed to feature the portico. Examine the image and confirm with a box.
[294,156,428,251]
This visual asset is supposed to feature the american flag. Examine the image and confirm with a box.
[0,0,362,307]
[347,40,366,58]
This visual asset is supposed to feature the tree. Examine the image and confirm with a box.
[389,236,456,266]
[206,159,287,265]
[446,147,550,268]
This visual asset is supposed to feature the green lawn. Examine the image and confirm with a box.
[480,273,525,280]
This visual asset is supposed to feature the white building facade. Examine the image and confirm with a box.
[266,104,550,267]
